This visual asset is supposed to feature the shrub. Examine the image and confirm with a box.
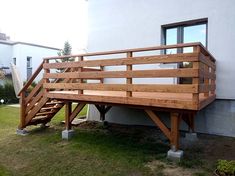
[216,160,235,176]
[0,80,19,104]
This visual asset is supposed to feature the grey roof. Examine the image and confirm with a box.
[0,40,61,50]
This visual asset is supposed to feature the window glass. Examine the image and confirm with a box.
[27,57,32,68]
[183,24,206,53]
[165,28,177,54]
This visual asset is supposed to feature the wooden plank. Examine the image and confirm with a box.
[170,112,180,151]
[18,62,43,96]
[44,68,199,79]
[199,84,216,93]
[25,96,49,125]
[25,79,44,103]
[44,83,199,93]
[126,52,132,97]
[44,42,203,60]
[145,110,171,140]
[43,53,199,69]
[199,53,216,70]
[25,91,44,113]
[192,46,200,107]
[47,93,197,110]
[199,94,216,110]
[69,103,86,122]
[203,62,209,97]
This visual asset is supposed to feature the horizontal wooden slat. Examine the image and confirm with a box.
[199,69,216,79]
[44,83,199,93]
[43,53,198,69]
[199,94,216,110]
[199,84,216,93]
[47,93,197,110]
[44,42,204,60]
[44,68,199,79]
[199,53,216,70]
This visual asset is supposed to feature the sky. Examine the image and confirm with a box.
[0,0,88,53]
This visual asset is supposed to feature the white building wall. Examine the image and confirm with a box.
[87,0,235,137]
[12,44,59,82]
[0,43,12,68]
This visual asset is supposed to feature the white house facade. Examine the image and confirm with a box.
[86,0,235,137]
[0,34,60,83]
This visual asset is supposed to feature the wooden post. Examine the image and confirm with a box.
[126,52,132,97]
[44,59,50,93]
[65,102,72,130]
[100,66,104,84]
[170,112,180,151]
[78,56,83,94]
[95,105,112,121]
[211,68,215,95]
[19,91,26,129]
[204,57,210,97]
[192,46,200,105]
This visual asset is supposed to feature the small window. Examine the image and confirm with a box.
[13,58,16,65]
[27,56,32,68]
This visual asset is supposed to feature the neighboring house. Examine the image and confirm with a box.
[87,0,235,137]
[0,33,60,83]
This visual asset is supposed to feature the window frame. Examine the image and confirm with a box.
[161,18,208,53]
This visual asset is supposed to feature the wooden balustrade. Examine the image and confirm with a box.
[42,43,216,111]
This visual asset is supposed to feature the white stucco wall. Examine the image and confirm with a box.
[0,43,12,68]
[12,44,59,82]
[87,0,235,137]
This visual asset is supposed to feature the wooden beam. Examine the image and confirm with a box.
[170,112,181,151]
[19,92,26,129]
[69,103,86,122]
[145,110,171,140]
[48,93,198,110]
[65,102,72,130]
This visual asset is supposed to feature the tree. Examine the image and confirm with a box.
[56,41,73,72]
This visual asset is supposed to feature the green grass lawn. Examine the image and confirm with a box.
[0,105,170,176]
[0,105,223,176]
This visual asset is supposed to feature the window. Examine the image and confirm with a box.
[27,56,32,68]
[26,56,32,80]
[162,19,208,84]
[162,18,208,53]
[13,58,16,65]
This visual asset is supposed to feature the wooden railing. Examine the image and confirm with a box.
[43,43,216,110]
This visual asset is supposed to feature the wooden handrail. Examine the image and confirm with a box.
[18,61,44,96]
[43,42,215,63]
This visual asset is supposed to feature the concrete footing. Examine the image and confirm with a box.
[167,149,184,162]
[62,130,74,140]
[16,129,28,136]
[185,132,198,142]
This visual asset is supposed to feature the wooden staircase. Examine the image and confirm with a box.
[18,62,68,129]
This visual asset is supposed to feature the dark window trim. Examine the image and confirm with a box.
[161,18,208,49]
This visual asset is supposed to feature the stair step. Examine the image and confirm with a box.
[29,116,50,125]
[46,101,64,105]
[36,111,55,116]
[41,106,61,111]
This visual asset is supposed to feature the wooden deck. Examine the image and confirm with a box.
[17,42,216,151]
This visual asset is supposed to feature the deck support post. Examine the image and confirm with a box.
[62,101,74,140]
[167,112,183,161]
[95,105,112,124]
[183,112,198,142]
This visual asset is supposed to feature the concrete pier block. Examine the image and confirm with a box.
[16,129,29,136]
[62,130,74,140]
[185,132,198,142]
[167,149,184,162]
